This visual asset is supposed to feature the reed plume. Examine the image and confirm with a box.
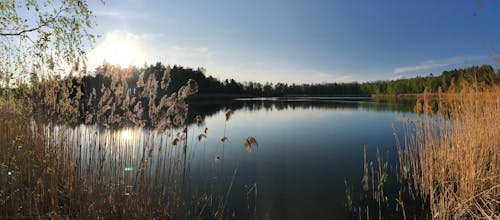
[399,83,500,219]
[243,136,258,152]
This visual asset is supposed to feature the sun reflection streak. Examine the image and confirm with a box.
[120,129,133,141]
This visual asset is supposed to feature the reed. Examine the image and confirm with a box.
[355,145,390,220]
[398,82,500,219]
[0,65,230,219]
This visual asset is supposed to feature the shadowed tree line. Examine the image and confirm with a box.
[0,62,500,125]
[1,62,497,100]
[131,62,499,96]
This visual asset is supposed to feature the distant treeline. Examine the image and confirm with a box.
[2,62,497,127]
[362,65,499,94]
[8,62,497,99]
[117,62,498,97]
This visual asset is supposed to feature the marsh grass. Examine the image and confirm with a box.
[0,65,238,219]
[0,118,230,218]
[352,146,392,220]
[397,82,500,219]
[348,82,499,219]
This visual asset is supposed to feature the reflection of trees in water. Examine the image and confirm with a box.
[187,98,416,124]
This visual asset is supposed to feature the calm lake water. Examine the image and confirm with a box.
[62,97,417,219]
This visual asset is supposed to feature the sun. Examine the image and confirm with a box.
[90,32,145,68]
[102,40,142,67]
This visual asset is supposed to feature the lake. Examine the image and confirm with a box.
[58,97,417,219]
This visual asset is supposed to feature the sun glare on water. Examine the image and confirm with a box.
[120,129,133,141]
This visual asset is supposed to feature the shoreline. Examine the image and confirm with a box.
[371,93,439,99]
[188,92,432,101]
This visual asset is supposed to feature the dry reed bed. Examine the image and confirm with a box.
[0,66,232,219]
[398,83,500,219]
[0,114,223,218]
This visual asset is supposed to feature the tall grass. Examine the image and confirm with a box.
[398,82,500,219]
[0,65,232,218]
[0,117,230,218]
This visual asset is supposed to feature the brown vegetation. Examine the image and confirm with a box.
[0,66,234,219]
[397,82,500,219]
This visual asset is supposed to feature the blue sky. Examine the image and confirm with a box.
[87,0,500,83]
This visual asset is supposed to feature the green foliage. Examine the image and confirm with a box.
[152,64,497,96]
[71,63,498,101]
[362,65,497,94]
[76,63,499,99]
[0,0,99,85]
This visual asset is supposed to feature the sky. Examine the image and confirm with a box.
[86,0,500,84]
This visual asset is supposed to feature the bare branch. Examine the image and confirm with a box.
[0,24,48,36]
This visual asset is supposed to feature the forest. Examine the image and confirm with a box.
[87,62,499,97]
[4,62,496,100]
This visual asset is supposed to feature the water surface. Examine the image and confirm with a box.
[64,98,416,219]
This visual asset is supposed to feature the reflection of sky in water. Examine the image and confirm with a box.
[50,99,416,219]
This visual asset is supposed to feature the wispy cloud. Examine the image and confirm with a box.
[306,70,354,83]
[94,10,146,19]
[393,55,487,74]
[88,30,353,84]
[88,30,214,69]
[167,46,216,62]
[95,11,121,17]
[206,63,356,84]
